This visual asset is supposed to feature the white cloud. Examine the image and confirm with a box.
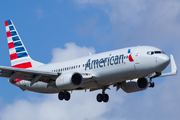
[0,91,108,120]
[51,42,96,63]
[74,0,180,30]
[1,77,180,120]
[74,0,146,27]
[74,0,180,48]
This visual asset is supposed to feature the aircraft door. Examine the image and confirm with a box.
[134,49,142,76]
[134,50,141,64]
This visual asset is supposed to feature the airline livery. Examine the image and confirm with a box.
[1,20,177,102]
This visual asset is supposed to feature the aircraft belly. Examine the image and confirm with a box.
[92,63,137,85]
[18,80,60,93]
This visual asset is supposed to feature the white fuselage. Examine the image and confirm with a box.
[14,46,170,93]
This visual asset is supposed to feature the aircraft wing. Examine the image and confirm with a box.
[160,55,178,77]
[148,55,177,79]
[0,65,60,86]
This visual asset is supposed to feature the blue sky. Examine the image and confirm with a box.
[0,0,180,120]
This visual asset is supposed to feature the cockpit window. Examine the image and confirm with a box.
[154,51,161,54]
[151,51,154,55]
[147,51,165,55]
[147,51,151,55]
[147,51,154,55]
[161,51,165,54]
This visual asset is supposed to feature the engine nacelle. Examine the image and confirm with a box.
[55,72,83,89]
[121,78,148,93]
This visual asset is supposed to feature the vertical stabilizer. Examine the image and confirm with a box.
[5,20,44,69]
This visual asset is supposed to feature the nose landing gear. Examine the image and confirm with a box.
[148,80,155,88]
[148,72,161,88]
[148,76,155,88]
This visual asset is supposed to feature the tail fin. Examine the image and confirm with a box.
[5,20,44,69]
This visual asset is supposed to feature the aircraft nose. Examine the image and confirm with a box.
[157,54,170,69]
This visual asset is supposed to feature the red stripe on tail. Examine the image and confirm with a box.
[10,53,18,60]
[6,31,11,37]
[8,42,15,49]
[5,21,8,26]
[12,62,32,69]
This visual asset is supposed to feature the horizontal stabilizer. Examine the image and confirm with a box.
[0,65,60,84]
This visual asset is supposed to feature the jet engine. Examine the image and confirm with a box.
[55,72,83,89]
[121,78,148,93]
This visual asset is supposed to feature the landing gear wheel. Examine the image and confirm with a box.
[58,92,64,100]
[97,94,103,102]
[103,94,109,103]
[64,92,71,101]
[148,82,155,88]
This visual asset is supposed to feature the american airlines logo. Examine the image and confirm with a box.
[85,49,134,70]
[128,49,134,62]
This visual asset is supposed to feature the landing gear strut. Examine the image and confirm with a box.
[96,87,109,103]
[148,78,155,88]
[58,91,71,101]
[148,72,161,88]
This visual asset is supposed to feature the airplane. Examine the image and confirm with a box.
[1,20,177,103]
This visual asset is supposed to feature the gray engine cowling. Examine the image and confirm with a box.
[55,72,83,89]
[121,78,148,93]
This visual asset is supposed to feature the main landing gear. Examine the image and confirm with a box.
[58,91,71,101]
[96,87,109,103]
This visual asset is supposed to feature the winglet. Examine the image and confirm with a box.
[170,55,177,73]
[161,55,177,77]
